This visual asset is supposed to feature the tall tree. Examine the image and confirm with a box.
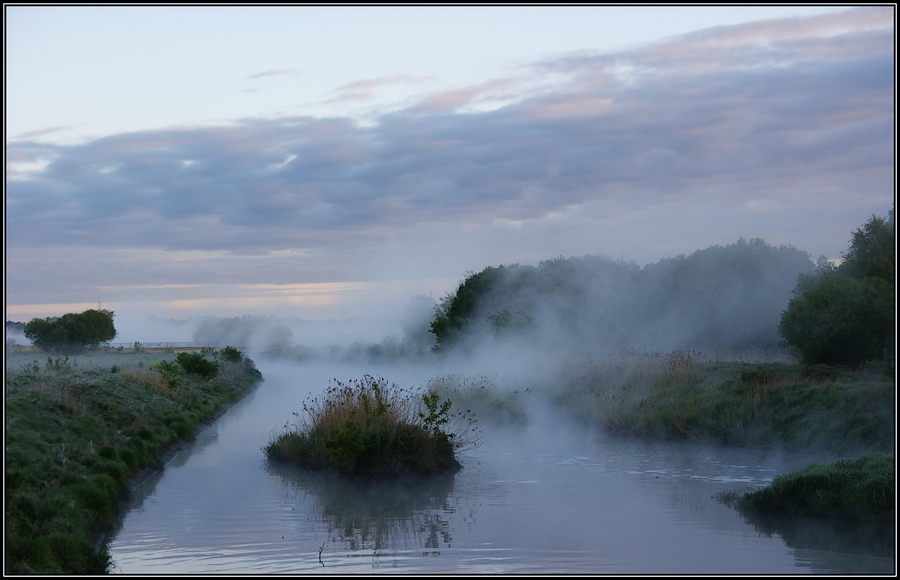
[778,213,895,367]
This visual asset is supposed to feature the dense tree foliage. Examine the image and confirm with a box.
[778,276,893,367]
[778,213,895,367]
[176,352,219,379]
[431,238,814,353]
[24,309,117,353]
[838,213,894,283]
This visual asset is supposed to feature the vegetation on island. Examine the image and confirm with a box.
[265,375,478,477]
[4,348,262,574]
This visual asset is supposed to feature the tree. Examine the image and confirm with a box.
[778,213,895,367]
[777,276,893,367]
[430,266,507,351]
[838,212,894,283]
[24,309,117,353]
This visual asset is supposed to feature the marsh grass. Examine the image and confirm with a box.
[426,374,530,426]
[4,350,262,574]
[265,375,478,476]
[717,453,894,521]
[553,350,894,452]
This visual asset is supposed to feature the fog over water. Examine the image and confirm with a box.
[105,354,892,574]
[7,7,893,573]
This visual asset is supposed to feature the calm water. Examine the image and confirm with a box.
[106,360,894,574]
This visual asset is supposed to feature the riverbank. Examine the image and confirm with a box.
[551,351,894,454]
[4,349,263,574]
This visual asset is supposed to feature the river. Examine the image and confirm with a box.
[105,358,894,574]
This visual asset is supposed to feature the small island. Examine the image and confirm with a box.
[265,375,476,477]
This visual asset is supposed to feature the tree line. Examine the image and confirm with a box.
[430,213,894,368]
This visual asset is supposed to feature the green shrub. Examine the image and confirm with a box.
[175,352,218,379]
[219,345,243,363]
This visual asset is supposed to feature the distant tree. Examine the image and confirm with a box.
[429,239,815,353]
[431,266,507,352]
[24,309,117,353]
[838,213,895,283]
[778,213,895,367]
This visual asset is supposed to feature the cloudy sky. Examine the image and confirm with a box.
[5,6,895,324]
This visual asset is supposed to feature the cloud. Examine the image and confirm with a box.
[245,69,297,80]
[6,8,893,312]
[12,125,76,141]
[328,75,433,102]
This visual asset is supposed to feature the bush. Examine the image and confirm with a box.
[24,309,117,353]
[175,352,219,379]
[265,375,477,476]
[219,345,243,363]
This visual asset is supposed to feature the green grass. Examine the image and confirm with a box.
[718,453,894,521]
[4,350,262,574]
[552,350,894,453]
[265,375,478,477]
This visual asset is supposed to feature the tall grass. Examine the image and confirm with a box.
[265,375,478,476]
[718,453,894,521]
[552,349,894,452]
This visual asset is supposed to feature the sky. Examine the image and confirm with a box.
[5,5,896,327]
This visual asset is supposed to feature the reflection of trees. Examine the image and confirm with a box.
[266,461,468,555]
[736,511,894,573]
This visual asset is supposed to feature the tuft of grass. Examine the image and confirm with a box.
[718,453,894,521]
[4,351,263,574]
[265,375,478,476]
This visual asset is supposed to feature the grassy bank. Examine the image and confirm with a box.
[718,453,894,521]
[265,375,477,477]
[552,350,894,453]
[4,349,263,574]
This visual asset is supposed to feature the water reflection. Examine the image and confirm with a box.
[735,511,895,573]
[266,461,470,559]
